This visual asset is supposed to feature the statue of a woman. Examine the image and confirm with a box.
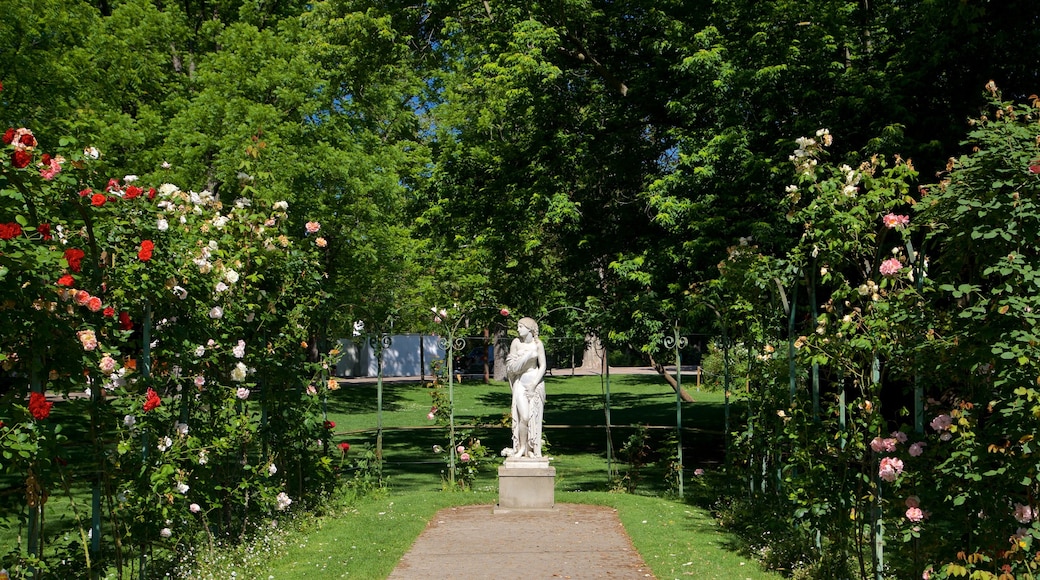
[504,317,547,458]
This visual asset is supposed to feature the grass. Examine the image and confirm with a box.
[244,373,779,579]
[3,372,774,578]
[257,489,783,579]
[324,373,734,494]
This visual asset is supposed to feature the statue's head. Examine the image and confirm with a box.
[518,317,539,338]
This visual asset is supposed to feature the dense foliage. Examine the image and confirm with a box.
[2,0,1040,577]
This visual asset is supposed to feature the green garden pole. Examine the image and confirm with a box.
[140,303,152,578]
[872,353,884,579]
[372,334,392,478]
[665,323,688,498]
[27,349,43,567]
[604,346,615,480]
[444,329,459,488]
[810,269,820,422]
[723,338,731,465]
[788,278,798,403]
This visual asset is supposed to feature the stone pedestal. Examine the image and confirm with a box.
[495,457,555,512]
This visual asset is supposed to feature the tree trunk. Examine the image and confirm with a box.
[580,334,604,372]
[648,353,695,402]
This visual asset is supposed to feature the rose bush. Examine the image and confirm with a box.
[712,86,1040,579]
[0,121,341,576]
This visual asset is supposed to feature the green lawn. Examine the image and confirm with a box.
[325,373,735,495]
[3,373,772,579]
[258,490,783,580]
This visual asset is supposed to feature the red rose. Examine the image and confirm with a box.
[2,128,13,144]
[138,239,154,261]
[79,187,91,197]
[143,388,162,412]
[105,178,120,192]
[74,290,90,306]
[124,185,143,199]
[118,311,132,331]
[0,222,21,240]
[12,150,31,168]
[64,248,85,272]
[338,442,350,452]
[147,187,157,200]
[324,420,336,430]
[40,153,51,165]
[28,391,53,420]
[103,306,114,317]
[90,193,106,207]
[38,222,51,241]
[86,296,102,312]
[1030,161,1040,174]
[57,274,74,286]
[18,133,35,148]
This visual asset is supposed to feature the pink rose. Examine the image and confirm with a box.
[879,457,904,482]
[883,213,910,229]
[879,257,902,277]
[905,507,924,522]
[909,442,926,457]
[99,355,117,375]
[460,452,471,462]
[305,221,321,234]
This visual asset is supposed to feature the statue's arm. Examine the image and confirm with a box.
[533,340,547,386]
[505,338,524,380]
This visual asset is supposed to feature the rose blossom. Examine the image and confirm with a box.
[883,213,910,229]
[870,437,897,453]
[315,237,327,248]
[232,340,246,358]
[157,436,173,452]
[909,442,926,457]
[879,457,904,482]
[143,388,162,412]
[208,306,223,319]
[929,414,952,432]
[906,507,924,522]
[879,257,902,277]
[1014,503,1034,524]
[86,296,103,312]
[64,248,85,272]
[160,528,172,539]
[190,503,201,514]
[276,492,292,511]
[236,387,250,400]
[77,330,98,351]
[74,290,91,306]
[231,362,248,382]
[460,452,471,462]
[268,463,278,476]
[137,240,154,261]
[99,355,117,375]
[305,221,321,234]
[28,392,53,420]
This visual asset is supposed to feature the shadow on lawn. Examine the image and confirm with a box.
[325,382,422,415]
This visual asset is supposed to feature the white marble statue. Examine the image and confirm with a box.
[503,317,547,458]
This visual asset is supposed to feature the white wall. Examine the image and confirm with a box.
[336,334,445,377]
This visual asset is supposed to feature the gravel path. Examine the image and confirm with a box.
[388,503,655,579]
